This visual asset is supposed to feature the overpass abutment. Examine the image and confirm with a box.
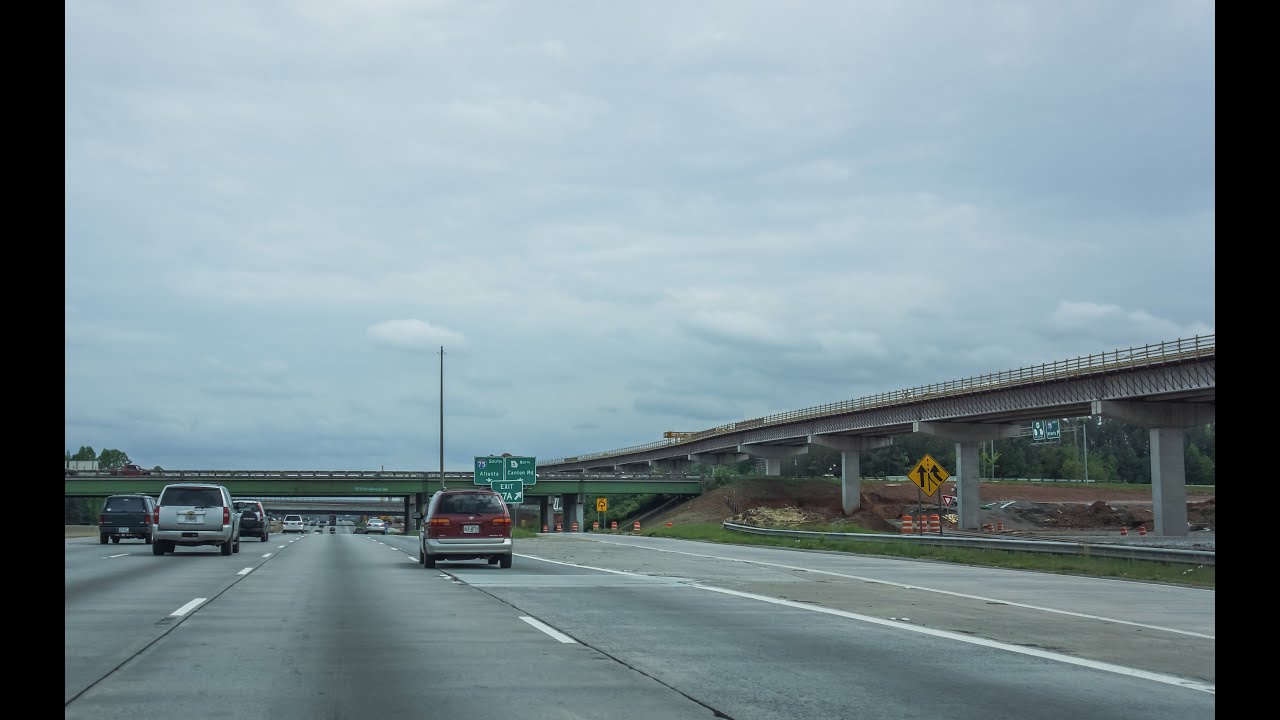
[539,496,552,532]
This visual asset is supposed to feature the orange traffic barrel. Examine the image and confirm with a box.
[571,522,579,532]
[542,524,548,533]
[1120,526,1128,536]
[592,521,599,530]
[927,514,940,533]
[555,523,562,532]
[900,515,913,534]
[1138,525,1147,536]
[996,521,1004,532]
[610,521,618,530]
[666,521,672,527]
[633,521,640,531]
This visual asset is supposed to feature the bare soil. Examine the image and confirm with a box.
[645,478,1216,535]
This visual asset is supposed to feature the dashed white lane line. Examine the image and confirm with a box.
[237,567,254,575]
[107,553,128,558]
[170,598,207,616]
[520,616,577,644]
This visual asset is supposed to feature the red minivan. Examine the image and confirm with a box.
[419,489,513,569]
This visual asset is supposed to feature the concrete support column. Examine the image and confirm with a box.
[840,451,860,514]
[764,458,782,476]
[955,441,980,531]
[574,494,585,532]
[539,496,552,532]
[402,496,411,532]
[413,492,426,531]
[807,435,894,515]
[1151,428,1189,536]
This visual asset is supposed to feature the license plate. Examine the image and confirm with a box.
[180,515,202,523]
[119,527,130,533]
[463,525,479,534]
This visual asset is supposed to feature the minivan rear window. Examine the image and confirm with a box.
[437,494,505,514]
[161,487,223,507]
[104,496,146,512]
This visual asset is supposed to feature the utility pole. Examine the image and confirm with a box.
[439,346,445,491]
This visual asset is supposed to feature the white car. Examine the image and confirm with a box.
[283,515,305,533]
[365,519,388,535]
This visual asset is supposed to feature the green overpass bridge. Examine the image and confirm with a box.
[65,471,704,531]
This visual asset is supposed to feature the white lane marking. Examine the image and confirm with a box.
[520,616,577,644]
[580,539,1213,639]
[107,553,128,558]
[277,545,287,549]
[262,553,272,558]
[171,598,207,616]
[521,553,1214,695]
[238,567,253,575]
[696,585,1214,695]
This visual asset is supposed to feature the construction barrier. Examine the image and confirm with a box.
[927,514,940,533]
[610,521,618,530]
[900,515,913,534]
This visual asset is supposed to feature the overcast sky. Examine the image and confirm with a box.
[65,1,1214,471]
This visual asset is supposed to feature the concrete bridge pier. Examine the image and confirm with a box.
[559,494,584,531]
[807,435,893,514]
[539,495,552,532]
[1093,400,1215,536]
[737,444,809,477]
[913,422,1020,531]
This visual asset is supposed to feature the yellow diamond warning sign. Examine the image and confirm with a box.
[908,454,950,497]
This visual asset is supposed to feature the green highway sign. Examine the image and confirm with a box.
[474,456,537,486]
[474,457,504,484]
[505,456,536,485]
[493,480,524,504]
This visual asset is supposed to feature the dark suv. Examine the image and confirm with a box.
[99,494,157,544]
[419,489,513,569]
[233,499,270,542]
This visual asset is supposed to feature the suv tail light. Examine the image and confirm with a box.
[98,513,105,526]
[153,506,160,526]
[223,506,231,525]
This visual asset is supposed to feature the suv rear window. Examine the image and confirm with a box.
[160,487,224,507]
[285,515,302,522]
[104,496,147,512]
[437,493,505,514]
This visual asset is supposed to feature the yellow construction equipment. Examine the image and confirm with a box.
[663,431,695,439]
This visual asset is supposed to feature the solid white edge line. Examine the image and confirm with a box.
[520,616,577,644]
[237,568,253,575]
[582,538,1213,639]
[694,585,1214,695]
[171,598,207,616]
[519,550,1214,695]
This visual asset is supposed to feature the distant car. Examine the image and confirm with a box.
[99,494,157,545]
[282,515,304,533]
[152,483,240,556]
[110,464,152,477]
[233,499,270,542]
[419,489,512,569]
[365,519,388,535]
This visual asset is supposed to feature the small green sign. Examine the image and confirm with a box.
[493,480,524,504]
[505,456,537,485]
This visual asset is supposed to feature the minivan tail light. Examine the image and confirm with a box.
[223,506,231,525]
[491,517,510,526]
[429,518,451,527]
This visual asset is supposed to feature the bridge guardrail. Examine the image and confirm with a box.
[720,521,1215,566]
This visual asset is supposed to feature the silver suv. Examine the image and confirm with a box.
[152,483,241,556]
